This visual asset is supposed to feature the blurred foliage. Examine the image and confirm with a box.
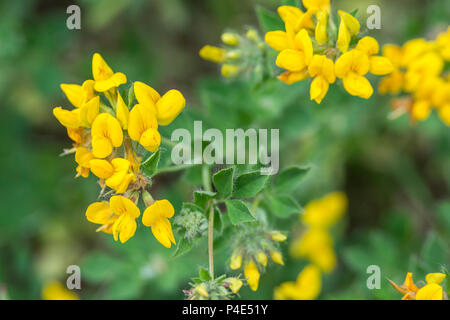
[0,0,449,300]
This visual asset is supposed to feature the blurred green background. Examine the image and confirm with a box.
[0,0,449,300]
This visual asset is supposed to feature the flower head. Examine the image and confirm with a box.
[142,199,176,248]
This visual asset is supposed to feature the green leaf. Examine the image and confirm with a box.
[194,190,217,208]
[273,165,310,193]
[256,5,284,32]
[141,149,161,178]
[213,205,223,234]
[127,82,135,107]
[199,267,212,281]
[182,202,204,214]
[212,167,234,199]
[350,8,359,17]
[233,171,269,198]
[225,199,255,225]
[172,237,194,258]
[281,0,299,6]
[266,194,302,218]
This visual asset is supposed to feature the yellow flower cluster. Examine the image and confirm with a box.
[265,2,393,103]
[389,272,447,300]
[379,26,450,126]
[275,191,347,300]
[199,28,265,78]
[229,231,287,291]
[53,53,186,245]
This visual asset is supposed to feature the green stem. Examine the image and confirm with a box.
[202,165,214,279]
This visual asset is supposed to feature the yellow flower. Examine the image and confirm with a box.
[277,70,309,84]
[85,201,116,234]
[60,80,95,109]
[274,264,321,300]
[390,272,446,300]
[42,281,79,300]
[256,251,268,267]
[308,54,335,104]
[196,283,209,297]
[221,32,240,46]
[230,251,243,270]
[92,53,127,92]
[315,10,328,44]
[301,192,347,229]
[244,260,260,291]
[89,158,135,193]
[416,283,444,300]
[91,113,124,158]
[270,251,284,265]
[302,0,330,15]
[355,37,394,76]
[156,90,186,125]
[199,45,226,63]
[53,96,100,129]
[67,127,85,145]
[227,278,243,293]
[277,6,314,33]
[276,29,313,72]
[142,199,176,248]
[335,49,373,99]
[74,147,94,178]
[221,64,240,78]
[271,232,287,242]
[134,81,186,126]
[128,104,161,152]
[336,10,360,53]
[110,195,140,243]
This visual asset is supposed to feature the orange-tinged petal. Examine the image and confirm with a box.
[277,70,308,84]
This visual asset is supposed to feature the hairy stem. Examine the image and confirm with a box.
[202,165,214,279]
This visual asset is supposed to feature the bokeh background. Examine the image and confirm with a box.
[0,0,449,299]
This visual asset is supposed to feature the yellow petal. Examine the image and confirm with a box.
[315,10,328,44]
[134,81,161,106]
[116,94,129,130]
[425,273,446,285]
[416,283,443,300]
[338,10,360,35]
[151,219,175,248]
[92,53,114,81]
[199,45,226,63]
[256,252,268,266]
[369,56,394,75]
[79,96,100,127]
[276,49,307,72]
[142,199,175,226]
[110,195,140,218]
[112,213,137,243]
[277,6,304,26]
[337,19,351,53]
[230,252,242,270]
[155,89,186,125]
[221,64,240,78]
[411,100,431,121]
[356,36,380,56]
[86,201,114,224]
[265,31,290,51]
[60,84,85,108]
[294,29,313,65]
[438,104,450,126]
[91,113,124,158]
[139,128,161,152]
[270,251,284,265]
[271,232,287,242]
[53,107,81,128]
[343,72,373,99]
[128,104,158,142]
[228,278,243,293]
[94,72,127,92]
[89,159,114,179]
[278,70,308,84]
[244,260,260,291]
[310,75,329,104]
[295,264,322,299]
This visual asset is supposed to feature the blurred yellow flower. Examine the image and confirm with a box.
[244,260,260,291]
[42,281,79,300]
[274,264,321,300]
